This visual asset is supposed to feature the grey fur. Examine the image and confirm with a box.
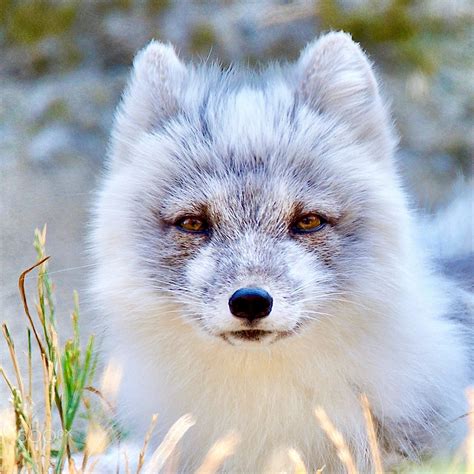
[90,34,473,472]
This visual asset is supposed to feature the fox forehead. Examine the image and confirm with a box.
[193,83,299,147]
[178,81,355,160]
[139,85,357,210]
[159,84,303,158]
[156,165,344,226]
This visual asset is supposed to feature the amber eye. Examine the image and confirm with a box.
[176,216,208,233]
[292,214,325,233]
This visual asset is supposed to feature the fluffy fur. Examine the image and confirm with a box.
[90,32,473,472]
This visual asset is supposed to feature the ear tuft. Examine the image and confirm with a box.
[110,40,187,168]
[132,41,186,111]
[297,32,393,150]
[299,32,378,116]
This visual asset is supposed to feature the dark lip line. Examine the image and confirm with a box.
[230,329,273,337]
[219,329,293,344]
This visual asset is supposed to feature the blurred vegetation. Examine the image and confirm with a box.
[146,0,170,15]
[2,0,77,45]
[1,0,471,75]
[1,0,82,74]
[319,0,471,74]
[189,23,217,56]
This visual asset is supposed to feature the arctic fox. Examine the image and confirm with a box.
[91,32,473,472]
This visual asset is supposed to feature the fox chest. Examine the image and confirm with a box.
[122,358,367,472]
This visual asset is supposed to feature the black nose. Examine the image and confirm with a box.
[228,288,273,321]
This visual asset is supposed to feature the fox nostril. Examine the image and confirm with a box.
[228,288,273,321]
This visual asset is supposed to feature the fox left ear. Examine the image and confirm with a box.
[297,32,394,152]
[110,41,187,168]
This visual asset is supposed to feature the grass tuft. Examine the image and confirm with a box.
[1,226,98,472]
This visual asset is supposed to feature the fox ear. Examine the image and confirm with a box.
[110,41,187,167]
[297,32,393,149]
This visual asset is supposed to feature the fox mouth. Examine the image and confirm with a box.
[220,329,292,345]
[228,329,273,341]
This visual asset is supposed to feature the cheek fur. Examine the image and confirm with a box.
[186,247,217,291]
[134,208,210,291]
[292,227,344,270]
[161,228,208,266]
[285,242,337,302]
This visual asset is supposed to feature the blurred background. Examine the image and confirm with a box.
[1,0,473,388]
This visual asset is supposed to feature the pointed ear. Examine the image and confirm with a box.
[297,32,394,150]
[110,41,187,167]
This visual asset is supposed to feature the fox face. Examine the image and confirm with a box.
[93,33,403,348]
[135,146,346,346]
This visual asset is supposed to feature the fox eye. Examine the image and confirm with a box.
[292,214,326,233]
[176,216,209,233]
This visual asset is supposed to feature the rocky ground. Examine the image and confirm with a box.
[1,0,473,407]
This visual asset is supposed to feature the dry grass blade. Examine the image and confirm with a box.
[82,422,109,472]
[0,408,17,473]
[288,448,307,474]
[136,413,159,474]
[17,247,68,450]
[144,414,195,473]
[83,385,116,415]
[123,449,131,474]
[314,406,358,474]
[360,394,384,474]
[41,355,54,472]
[68,456,78,474]
[195,431,240,474]
[99,360,123,411]
[18,255,50,357]
[2,324,25,397]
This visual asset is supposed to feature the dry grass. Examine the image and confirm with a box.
[0,227,472,473]
[0,227,96,472]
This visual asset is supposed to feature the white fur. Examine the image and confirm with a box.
[90,33,472,472]
[421,181,474,259]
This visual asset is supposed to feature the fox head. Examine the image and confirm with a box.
[92,32,408,350]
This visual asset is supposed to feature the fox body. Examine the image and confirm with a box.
[91,33,473,472]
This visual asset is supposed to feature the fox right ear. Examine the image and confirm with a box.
[110,41,187,167]
[296,32,394,154]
